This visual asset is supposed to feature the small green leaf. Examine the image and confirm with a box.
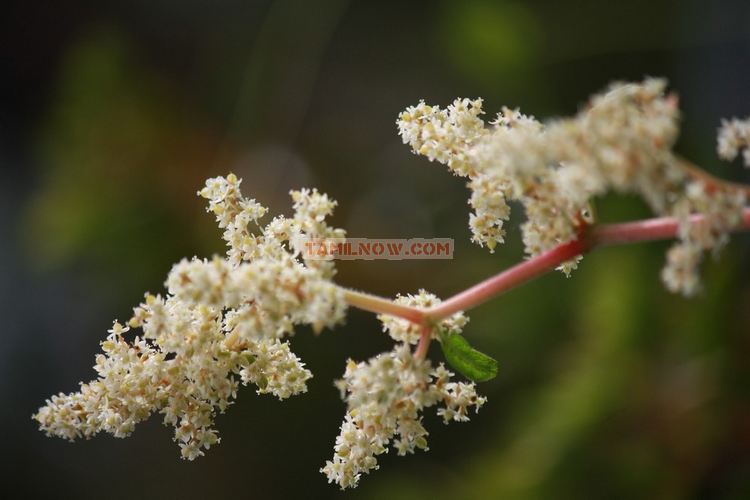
[439,331,498,382]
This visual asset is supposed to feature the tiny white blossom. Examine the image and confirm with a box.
[717,117,750,167]
[321,343,486,490]
[35,174,348,460]
[238,339,312,400]
[378,289,468,344]
[397,98,488,177]
[397,79,747,290]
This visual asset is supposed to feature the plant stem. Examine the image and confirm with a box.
[341,206,750,325]
[591,209,750,245]
[676,157,750,197]
[428,237,590,321]
[413,326,432,361]
[341,288,426,323]
[430,206,750,321]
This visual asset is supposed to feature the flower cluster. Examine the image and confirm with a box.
[321,340,486,490]
[718,117,750,167]
[321,290,483,489]
[662,180,746,295]
[34,175,348,459]
[398,78,747,292]
[378,289,469,344]
[34,78,748,489]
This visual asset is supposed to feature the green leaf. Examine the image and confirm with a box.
[439,331,498,382]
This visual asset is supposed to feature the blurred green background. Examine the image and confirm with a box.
[2,1,750,498]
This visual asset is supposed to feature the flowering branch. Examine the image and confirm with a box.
[342,206,750,326]
[34,78,750,491]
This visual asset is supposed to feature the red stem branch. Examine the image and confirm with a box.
[427,237,590,321]
[413,325,432,360]
[339,205,750,364]
[425,207,750,322]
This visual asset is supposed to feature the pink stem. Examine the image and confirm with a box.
[426,206,750,322]
[342,288,426,323]
[413,325,432,360]
[427,237,589,321]
[591,209,750,245]
[343,207,750,325]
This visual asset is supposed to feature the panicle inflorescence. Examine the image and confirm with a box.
[34,174,348,460]
[321,291,482,489]
[321,310,486,490]
[398,78,747,292]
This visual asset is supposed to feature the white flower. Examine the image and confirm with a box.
[397,98,488,177]
[397,78,747,289]
[661,243,703,296]
[378,289,468,344]
[238,339,312,400]
[35,174,348,459]
[289,187,347,279]
[717,117,750,167]
[321,343,486,490]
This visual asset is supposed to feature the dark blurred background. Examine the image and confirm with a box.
[2,1,750,498]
